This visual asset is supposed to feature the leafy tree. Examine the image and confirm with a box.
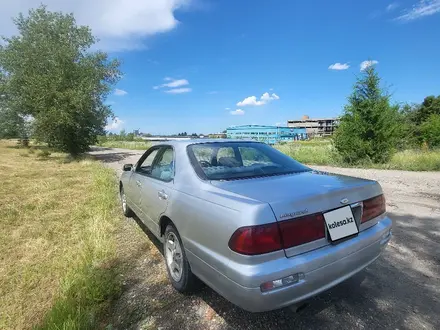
[0,6,121,155]
[0,73,16,138]
[413,95,440,126]
[420,114,440,148]
[0,107,21,138]
[0,74,33,141]
[333,66,401,164]
[398,96,440,147]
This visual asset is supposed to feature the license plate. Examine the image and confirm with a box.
[323,206,358,241]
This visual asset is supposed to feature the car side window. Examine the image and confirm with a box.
[150,147,174,182]
[138,148,159,174]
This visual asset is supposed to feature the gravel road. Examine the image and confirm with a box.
[89,147,440,330]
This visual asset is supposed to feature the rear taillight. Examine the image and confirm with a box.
[362,194,386,223]
[229,213,327,255]
[228,223,282,255]
[279,213,325,248]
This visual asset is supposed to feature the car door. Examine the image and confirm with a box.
[136,146,175,237]
[128,147,161,217]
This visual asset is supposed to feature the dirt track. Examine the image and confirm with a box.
[89,147,440,330]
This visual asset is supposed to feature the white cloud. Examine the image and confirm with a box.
[164,88,192,94]
[230,109,245,115]
[236,92,280,107]
[328,62,350,70]
[114,88,127,96]
[237,96,263,106]
[386,2,400,11]
[105,117,124,131]
[0,0,192,51]
[164,79,189,88]
[260,92,279,102]
[360,60,379,71]
[154,77,190,91]
[395,0,440,21]
[225,107,230,110]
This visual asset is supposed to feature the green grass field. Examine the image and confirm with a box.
[0,141,122,330]
[97,140,152,150]
[275,140,440,171]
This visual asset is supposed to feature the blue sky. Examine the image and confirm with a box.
[2,1,440,134]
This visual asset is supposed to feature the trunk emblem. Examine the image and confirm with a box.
[280,209,308,219]
[340,198,349,204]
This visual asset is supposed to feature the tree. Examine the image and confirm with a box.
[413,95,440,126]
[0,73,17,138]
[333,66,401,164]
[0,107,21,138]
[398,96,440,147]
[0,73,33,141]
[420,114,440,148]
[0,6,121,155]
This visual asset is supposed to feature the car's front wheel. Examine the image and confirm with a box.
[120,186,134,218]
[164,224,198,292]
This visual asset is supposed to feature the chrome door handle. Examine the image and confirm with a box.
[158,190,168,200]
[136,180,141,187]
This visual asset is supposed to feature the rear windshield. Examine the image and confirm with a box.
[187,142,310,180]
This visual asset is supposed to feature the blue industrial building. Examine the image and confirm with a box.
[226,125,307,144]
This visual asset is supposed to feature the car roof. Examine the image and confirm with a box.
[154,139,261,148]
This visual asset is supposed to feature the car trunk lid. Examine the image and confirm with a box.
[212,170,382,257]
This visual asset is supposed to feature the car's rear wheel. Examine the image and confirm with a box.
[164,224,198,292]
[120,186,134,218]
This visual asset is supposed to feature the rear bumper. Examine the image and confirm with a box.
[190,216,392,312]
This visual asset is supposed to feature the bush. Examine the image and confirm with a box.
[97,135,108,144]
[420,114,440,148]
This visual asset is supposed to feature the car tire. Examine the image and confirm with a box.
[164,224,198,293]
[120,186,134,218]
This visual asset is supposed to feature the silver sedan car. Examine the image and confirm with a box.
[119,140,392,312]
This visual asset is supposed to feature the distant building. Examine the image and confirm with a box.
[287,115,339,137]
[133,129,140,136]
[226,125,307,144]
[208,133,227,139]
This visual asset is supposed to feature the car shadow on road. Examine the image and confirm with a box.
[107,211,440,330]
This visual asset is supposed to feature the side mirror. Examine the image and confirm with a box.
[123,164,133,171]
